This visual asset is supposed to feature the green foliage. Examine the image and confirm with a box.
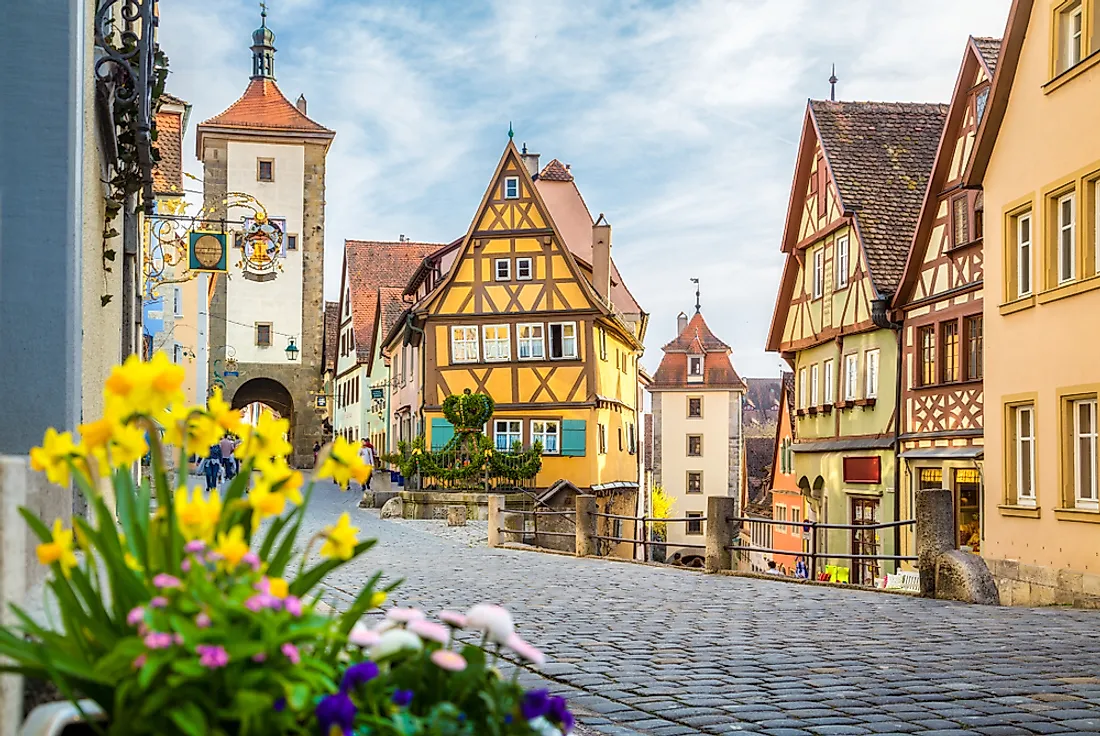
[441,390,495,433]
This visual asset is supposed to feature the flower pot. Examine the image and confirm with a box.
[21,701,104,736]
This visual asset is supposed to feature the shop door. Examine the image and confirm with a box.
[850,498,880,586]
[954,469,982,552]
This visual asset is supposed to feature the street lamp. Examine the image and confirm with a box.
[285,337,299,361]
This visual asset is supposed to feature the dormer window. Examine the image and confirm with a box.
[688,355,704,382]
[504,177,520,199]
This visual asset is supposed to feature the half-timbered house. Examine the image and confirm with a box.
[766,100,947,583]
[892,37,1001,556]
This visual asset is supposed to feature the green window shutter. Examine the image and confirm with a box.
[430,418,454,451]
[561,419,586,456]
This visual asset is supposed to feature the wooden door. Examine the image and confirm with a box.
[850,497,880,586]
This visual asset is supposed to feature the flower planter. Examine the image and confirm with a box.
[22,700,104,736]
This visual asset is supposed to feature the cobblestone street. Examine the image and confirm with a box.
[304,481,1100,735]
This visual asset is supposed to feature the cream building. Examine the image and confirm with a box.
[649,309,746,560]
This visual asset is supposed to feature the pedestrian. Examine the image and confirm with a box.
[313,441,321,466]
[765,560,782,576]
[358,438,376,492]
[204,443,222,491]
[219,434,236,480]
[795,556,809,580]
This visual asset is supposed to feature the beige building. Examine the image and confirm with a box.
[649,310,745,561]
[967,0,1100,606]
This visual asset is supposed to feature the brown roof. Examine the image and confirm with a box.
[973,36,1002,74]
[159,92,188,107]
[781,372,796,440]
[344,241,442,363]
[811,100,948,294]
[378,286,409,339]
[745,436,776,511]
[152,108,184,196]
[200,78,333,135]
[323,301,339,372]
[539,159,574,182]
[651,312,746,390]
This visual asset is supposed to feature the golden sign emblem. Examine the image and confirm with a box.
[192,234,224,269]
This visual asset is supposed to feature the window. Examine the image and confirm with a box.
[172,286,182,317]
[548,322,577,359]
[950,196,968,248]
[1058,192,1077,284]
[865,349,880,398]
[598,328,607,360]
[835,236,849,289]
[173,343,182,364]
[286,234,298,251]
[780,438,792,474]
[257,158,274,182]
[483,325,510,362]
[688,397,702,418]
[503,176,520,199]
[686,512,703,535]
[686,472,702,494]
[1012,405,1036,506]
[687,435,702,457]
[799,368,808,408]
[516,257,533,280]
[1094,179,1100,276]
[965,316,983,381]
[255,322,272,347]
[598,424,607,455]
[975,87,990,124]
[823,359,835,405]
[812,248,824,299]
[1016,212,1033,297]
[494,420,522,452]
[844,354,858,401]
[776,505,788,534]
[450,326,479,363]
[494,258,511,282]
[918,326,936,386]
[810,364,820,406]
[517,324,544,360]
[688,355,703,379]
[791,507,802,532]
[628,423,636,454]
[941,322,959,383]
[1073,399,1098,510]
[1057,1,1085,74]
[531,419,560,454]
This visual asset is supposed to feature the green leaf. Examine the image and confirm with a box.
[288,539,376,597]
[337,571,382,636]
[169,702,208,736]
[18,507,53,543]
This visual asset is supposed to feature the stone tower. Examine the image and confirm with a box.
[195,12,335,467]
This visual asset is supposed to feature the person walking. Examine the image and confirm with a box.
[313,441,321,466]
[219,434,236,480]
[358,438,376,492]
[204,443,222,491]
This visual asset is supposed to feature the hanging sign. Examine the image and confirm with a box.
[188,231,228,273]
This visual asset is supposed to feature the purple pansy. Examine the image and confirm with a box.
[521,689,550,720]
[316,693,356,736]
[340,661,379,693]
[391,689,414,707]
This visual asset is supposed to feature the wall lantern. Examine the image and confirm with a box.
[286,337,299,361]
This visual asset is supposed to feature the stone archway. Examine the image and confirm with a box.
[231,377,295,455]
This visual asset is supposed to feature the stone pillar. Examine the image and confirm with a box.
[575,494,597,557]
[915,488,955,598]
[706,496,736,573]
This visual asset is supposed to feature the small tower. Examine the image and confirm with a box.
[251,6,277,80]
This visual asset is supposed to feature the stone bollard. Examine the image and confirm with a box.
[487,495,505,547]
[705,496,736,573]
[447,505,468,527]
[575,494,597,557]
[915,488,955,598]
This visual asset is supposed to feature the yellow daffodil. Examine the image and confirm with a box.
[320,512,359,561]
[248,483,287,530]
[163,403,223,456]
[78,417,115,451]
[108,422,148,469]
[36,520,78,577]
[29,428,82,487]
[315,437,369,490]
[370,591,387,608]
[215,526,249,569]
[236,411,292,462]
[254,456,303,505]
[124,552,142,572]
[206,389,241,434]
[175,486,222,541]
[267,577,289,599]
[103,352,186,418]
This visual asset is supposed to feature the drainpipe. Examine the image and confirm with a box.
[871,296,903,573]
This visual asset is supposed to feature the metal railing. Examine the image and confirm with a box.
[410,449,538,492]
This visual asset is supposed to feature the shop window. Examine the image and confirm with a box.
[918,468,944,490]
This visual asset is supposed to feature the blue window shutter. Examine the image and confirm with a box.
[561,419,586,456]
[430,418,454,450]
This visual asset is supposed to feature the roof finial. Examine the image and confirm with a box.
[829,63,838,102]
[691,277,700,314]
[260,0,268,26]
[508,121,514,140]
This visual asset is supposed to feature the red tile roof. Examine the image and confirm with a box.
[973,36,1002,74]
[152,108,184,196]
[660,312,730,353]
[200,78,333,135]
[539,158,574,182]
[323,301,339,372]
[651,312,746,390]
[344,241,443,364]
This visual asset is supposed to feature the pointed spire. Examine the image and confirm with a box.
[691,277,700,313]
[508,121,514,139]
[251,1,277,80]
[829,64,838,102]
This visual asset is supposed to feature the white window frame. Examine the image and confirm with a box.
[504,176,520,199]
[482,324,510,362]
[844,354,858,401]
[865,349,880,399]
[1063,2,1084,70]
[531,419,560,455]
[824,359,835,405]
[598,423,607,455]
[835,236,849,289]
[798,368,807,409]
[1074,398,1098,510]
[1015,405,1036,506]
[517,323,545,360]
[1095,180,1100,275]
[812,248,824,299]
[1017,212,1033,297]
[1058,191,1076,285]
[548,322,578,360]
[688,355,704,381]
[494,419,523,452]
[810,364,820,407]
[494,258,511,282]
[516,257,533,280]
[450,325,479,364]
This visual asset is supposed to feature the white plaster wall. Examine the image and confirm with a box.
[334,366,365,440]
[225,140,304,364]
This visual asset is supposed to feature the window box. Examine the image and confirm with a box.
[822,403,834,415]
[807,406,818,416]
[834,400,850,410]
[796,408,807,417]
[853,398,877,408]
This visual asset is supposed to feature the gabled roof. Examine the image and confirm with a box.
[810,100,949,295]
[196,78,334,154]
[539,158,574,182]
[323,301,339,373]
[343,241,442,364]
[661,312,730,353]
[745,436,776,511]
[651,312,745,390]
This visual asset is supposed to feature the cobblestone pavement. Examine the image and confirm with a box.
[304,481,1100,736]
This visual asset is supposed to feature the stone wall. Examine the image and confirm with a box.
[986,557,1100,608]
[398,491,489,521]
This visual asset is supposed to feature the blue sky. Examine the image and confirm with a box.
[159,0,1011,379]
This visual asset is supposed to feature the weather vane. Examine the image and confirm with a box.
[691,278,700,313]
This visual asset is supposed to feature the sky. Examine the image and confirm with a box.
[159,0,1012,379]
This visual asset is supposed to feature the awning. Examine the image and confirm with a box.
[900,447,984,460]
[791,437,894,453]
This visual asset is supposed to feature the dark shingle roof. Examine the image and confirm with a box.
[973,37,1002,74]
[811,100,948,294]
[745,437,776,510]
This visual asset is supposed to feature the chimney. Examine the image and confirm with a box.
[677,312,688,335]
[296,94,308,115]
[520,143,540,179]
[592,214,611,303]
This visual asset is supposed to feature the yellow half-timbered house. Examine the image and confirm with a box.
[382,141,648,523]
